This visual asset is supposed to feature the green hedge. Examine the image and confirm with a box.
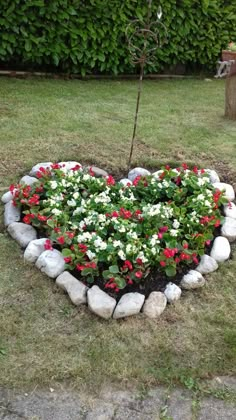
[0,0,235,74]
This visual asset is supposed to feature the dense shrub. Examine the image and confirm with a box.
[0,0,235,74]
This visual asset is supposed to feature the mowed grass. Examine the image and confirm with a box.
[0,77,236,392]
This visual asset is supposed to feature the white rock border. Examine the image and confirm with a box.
[1,163,235,320]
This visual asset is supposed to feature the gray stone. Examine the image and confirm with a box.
[224,202,236,219]
[198,397,236,420]
[113,293,145,319]
[7,222,37,248]
[29,162,52,177]
[87,286,116,319]
[119,178,132,186]
[89,166,108,178]
[36,250,65,278]
[142,292,167,318]
[210,236,231,262]
[221,216,236,242]
[19,175,38,186]
[164,283,181,303]
[1,190,14,204]
[128,167,151,182]
[56,271,88,305]
[114,407,158,420]
[196,254,218,274]
[212,182,235,201]
[4,201,20,226]
[180,270,205,289]
[205,169,220,183]
[166,389,192,420]
[58,161,82,171]
[24,238,48,263]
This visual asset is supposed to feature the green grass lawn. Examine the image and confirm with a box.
[0,77,236,393]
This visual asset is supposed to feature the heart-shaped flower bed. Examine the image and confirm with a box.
[3,162,236,319]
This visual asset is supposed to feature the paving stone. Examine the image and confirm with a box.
[85,402,115,420]
[166,389,192,420]
[114,407,159,419]
[198,397,236,420]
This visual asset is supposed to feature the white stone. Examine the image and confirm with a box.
[142,292,167,318]
[56,271,88,305]
[7,222,37,248]
[87,286,116,319]
[113,292,145,319]
[196,254,218,274]
[205,169,220,183]
[89,166,108,177]
[210,236,231,262]
[164,283,181,303]
[221,217,236,242]
[36,249,65,278]
[224,202,236,219]
[128,167,151,182]
[29,162,52,177]
[212,182,235,201]
[180,270,206,290]
[19,175,38,186]
[58,161,82,171]
[119,178,132,186]
[1,190,14,204]
[4,201,21,226]
[24,238,48,263]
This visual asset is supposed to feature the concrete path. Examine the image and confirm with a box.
[0,377,236,420]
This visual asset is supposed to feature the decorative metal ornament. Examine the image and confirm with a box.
[126,0,167,172]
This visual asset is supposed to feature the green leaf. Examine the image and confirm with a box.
[62,248,72,257]
[109,265,119,274]
[25,39,32,52]
[165,266,176,277]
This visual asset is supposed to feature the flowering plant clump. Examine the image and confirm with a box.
[226,41,236,52]
[11,163,227,293]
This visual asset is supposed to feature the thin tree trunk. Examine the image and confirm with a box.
[225,74,236,120]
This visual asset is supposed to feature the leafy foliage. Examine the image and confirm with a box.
[0,0,235,74]
[11,163,227,292]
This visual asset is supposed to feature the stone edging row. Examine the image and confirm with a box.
[1,162,236,320]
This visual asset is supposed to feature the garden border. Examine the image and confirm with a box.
[2,162,236,320]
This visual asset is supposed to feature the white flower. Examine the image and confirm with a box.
[51,208,62,215]
[118,250,126,260]
[173,219,180,229]
[113,240,124,248]
[73,192,79,199]
[67,198,76,207]
[204,200,212,207]
[86,250,96,260]
[50,180,58,190]
[170,229,178,237]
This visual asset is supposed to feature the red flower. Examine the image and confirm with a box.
[106,175,115,186]
[205,240,211,246]
[165,165,170,170]
[163,248,177,258]
[127,279,133,285]
[133,175,142,186]
[160,261,166,267]
[54,227,61,233]
[175,257,180,264]
[111,211,119,218]
[38,214,47,222]
[23,214,35,224]
[119,208,132,219]
[89,167,95,176]
[57,236,65,245]
[51,163,61,169]
[214,219,221,228]
[180,252,191,261]
[183,243,188,249]
[136,258,143,265]
[44,239,53,250]
[71,164,81,171]
[135,271,143,279]
[66,231,75,239]
[123,260,133,271]
[193,166,198,174]
[158,232,163,239]
[78,243,88,253]
[28,194,40,206]
[9,184,16,193]
[64,256,72,263]
[182,163,188,170]
[159,226,168,233]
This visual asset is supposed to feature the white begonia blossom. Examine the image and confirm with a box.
[73,191,80,199]
[86,250,96,260]
[67,198,77,207]
[50,180,58,190]
[118,250,126,260]
[170,229,178,237]
[51,208,62,215]
[173,219,180,229]
[113,240,124,248]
